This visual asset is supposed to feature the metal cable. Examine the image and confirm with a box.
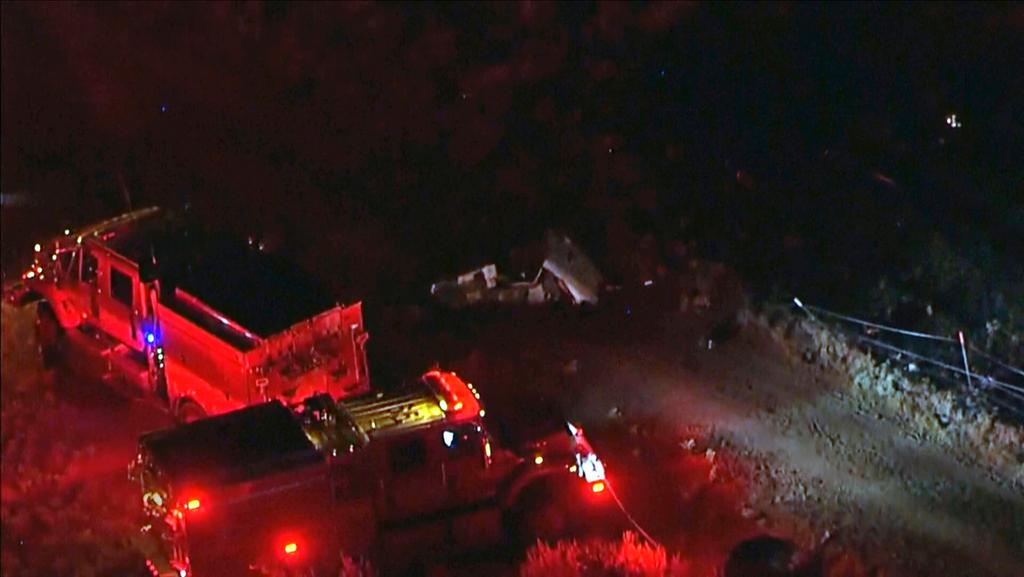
[856,336,1023,393]
[793,299,1024,420]
[794,299,958,342]
[989,383,1024,402]
[908,361,1024,403]
[794,298,1023,379]
[968,345,1024,378]
[605,479,662,548]
[986,395,1024,419]
[857,336,979,376]
[860,348,1024,418]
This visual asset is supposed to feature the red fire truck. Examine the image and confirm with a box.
[5,207,370,420]
[129,370,611,576]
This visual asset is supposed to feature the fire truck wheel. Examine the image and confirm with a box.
[175,399,207,423]
[35,302,64,369]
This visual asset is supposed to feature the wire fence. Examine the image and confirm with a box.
[793,298,1024,421]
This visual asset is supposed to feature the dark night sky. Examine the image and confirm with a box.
[3,2,1023,306]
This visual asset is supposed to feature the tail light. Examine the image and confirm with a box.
[174,492,204,518]
[277,534,305,562]
[591,481,606,493]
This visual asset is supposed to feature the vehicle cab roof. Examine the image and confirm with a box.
[139,401,321,486]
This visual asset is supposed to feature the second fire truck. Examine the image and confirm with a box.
[6,207,371,420]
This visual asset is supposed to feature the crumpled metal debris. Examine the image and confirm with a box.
[430,231,603,308]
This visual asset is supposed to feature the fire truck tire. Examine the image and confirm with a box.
[35,302,64,369]
[175,399,207,423]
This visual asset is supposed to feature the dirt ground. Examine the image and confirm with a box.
[435,278,1024,576]
[3,266,1022,576]
[1,302,173,577]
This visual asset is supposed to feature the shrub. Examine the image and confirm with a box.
[338,555,376,577]
[520,532,699,577]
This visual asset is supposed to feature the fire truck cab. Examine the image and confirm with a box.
[7,207,370,420]
[130,371,610,576]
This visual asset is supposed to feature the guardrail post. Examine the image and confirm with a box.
[958,330,981,412]
[958,331,973,391]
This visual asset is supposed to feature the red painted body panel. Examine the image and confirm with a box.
[12,208,371,417]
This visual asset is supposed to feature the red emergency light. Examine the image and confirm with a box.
[424,371,480,419]
[174,491,204,517]
[591,481,606,494]
[277,534,305,562]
